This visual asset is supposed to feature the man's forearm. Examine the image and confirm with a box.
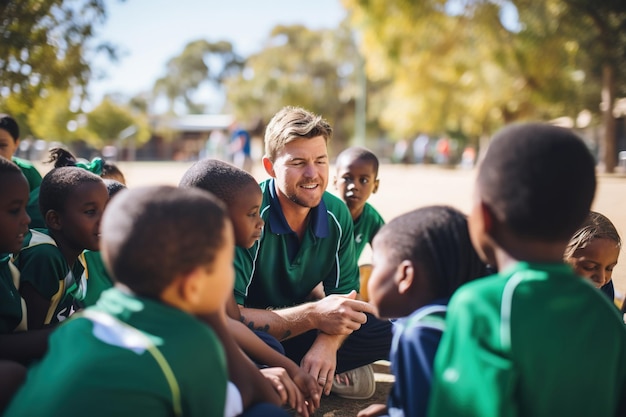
[239,303,317,341]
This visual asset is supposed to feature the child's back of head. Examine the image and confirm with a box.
[476,123,596,243]
[100,185,230,301]
[370,205,487,318]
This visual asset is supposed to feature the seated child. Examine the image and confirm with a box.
[333,146,385,303]
[4,185,290,417]
[357,206,488,417]
[82,179,127,307]
[25,148,112,229]
[14,157,108,329]
[0,156,30,412]
[334,146,384,260]
[427,123,626,417]
[0,114,42,192]
[179,158,319,416]
[565,210,621,303]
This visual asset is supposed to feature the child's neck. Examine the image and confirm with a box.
[494,239,567,272]
[49,232,82,267]
[350,205,365,222]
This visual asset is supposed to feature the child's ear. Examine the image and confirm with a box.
[332,175,338,189]
[373,178,380,194]
[479,200,496,236]
[180,268,204,306]
[45,210,62,231]
[396,259,414,295]
[262,157,276,178]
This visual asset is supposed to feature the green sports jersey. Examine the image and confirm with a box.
[25,186,45,229]
[4,287,228,417]
[14,229,87,325]
[0,255,27,333]
[428,261,626,417]
[12,156,42,192]
[81,250,114,307]
[234,178,359,308]
[353,202,385,259]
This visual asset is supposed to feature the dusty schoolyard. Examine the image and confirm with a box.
[56,160,626,417]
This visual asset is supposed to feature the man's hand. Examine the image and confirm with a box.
[312,290,375,335]
[300,333,342,396]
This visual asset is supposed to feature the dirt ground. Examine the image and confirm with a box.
[47,161,625,417]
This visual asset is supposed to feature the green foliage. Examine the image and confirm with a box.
[0,0,116,104]
[153,39,244,114]
[342,0,626,159]
[224,23,362,150]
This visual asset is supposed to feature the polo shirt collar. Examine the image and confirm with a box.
[268,178,329,238]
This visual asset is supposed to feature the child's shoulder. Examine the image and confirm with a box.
[361,202,384,223]
[15,229,65,269]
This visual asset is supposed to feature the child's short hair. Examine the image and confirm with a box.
[477,123,596,241]
[100,185,229,298]
[101,160,126,185]
[565,211,622,258]
[375,205,487,299]
[103,179,126,198]
[0,155,21,174]
[336,146,379,175]
[39,167,104,216]
[0,114,19,141]
[264,106,332,162]
[179,158,258,206]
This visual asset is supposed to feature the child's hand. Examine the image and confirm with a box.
[260,367,315,417]
[286,365,320,412]
[357,403,387,417]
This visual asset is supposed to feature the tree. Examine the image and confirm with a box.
[27,88,80,143]
[511,0,626,171]
[0,0,118,103]
[153,39,244,114]
[224,23,362,153]
[85,96,150,148]
[343,0,581,148]
[1,0,120,140]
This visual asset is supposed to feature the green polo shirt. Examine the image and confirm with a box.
[428,261,626,417]
[12,156,42,192]
[353,202,385,259]
[15,229,86,325]
[81,250,114,307]
[234,178,359,309]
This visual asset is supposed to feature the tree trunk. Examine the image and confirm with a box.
[600,63,617,173]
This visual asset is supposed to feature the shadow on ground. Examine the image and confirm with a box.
[289,361,394,417]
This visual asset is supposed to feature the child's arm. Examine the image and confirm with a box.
[228,317,320,413]
[200,311,282,409]
[0,327,53,365]
[19,283,51,330]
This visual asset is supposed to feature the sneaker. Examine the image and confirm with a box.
[332,364,376,399]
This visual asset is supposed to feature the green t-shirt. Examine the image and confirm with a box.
[4,288,228,417]
[234,178,359,308]
[81,250,114,307]
[428,261,626,417]
[14,229,86,325]
[353,202,385,259]
[12,156,42,192]
[0,255,26,333]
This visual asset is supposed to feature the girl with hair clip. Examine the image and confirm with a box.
[14,148,108,329]
[565,211,621,305]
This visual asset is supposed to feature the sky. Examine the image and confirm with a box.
[88,0,347,108]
